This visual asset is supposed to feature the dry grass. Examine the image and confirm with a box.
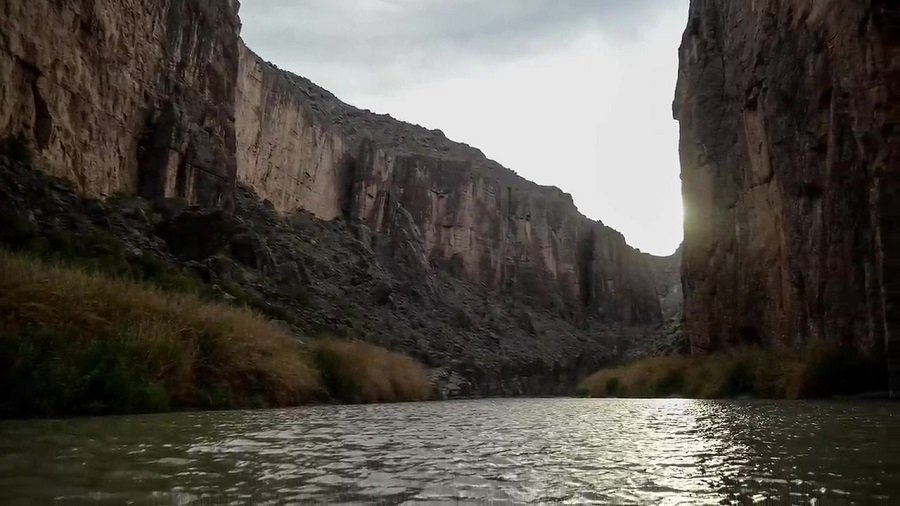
[579,355,693,399]
[0,251,432,416]
[311,340,433,403]
[578,343,886,400]
[0,250,321,415]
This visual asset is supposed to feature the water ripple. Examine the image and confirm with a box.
[0,399,897,504]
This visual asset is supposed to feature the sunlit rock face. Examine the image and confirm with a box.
[0,0,241,207]
[236,45,351,220]
[675,0,899,369]
[235,45,672,324]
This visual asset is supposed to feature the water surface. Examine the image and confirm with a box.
[1,399,897,504]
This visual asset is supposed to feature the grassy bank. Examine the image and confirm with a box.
[312,340,433,403]
[0,251,432,417]
[577,343,886,399]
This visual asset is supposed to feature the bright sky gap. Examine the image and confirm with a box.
[240,0,689,256]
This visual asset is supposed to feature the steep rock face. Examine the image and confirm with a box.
[235,45,669,324]
[349,148,666,324]
[0,0,241,207]
[675,0,899,389]
[236,45,351,218]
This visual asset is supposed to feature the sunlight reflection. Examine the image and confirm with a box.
[0,399,895,503]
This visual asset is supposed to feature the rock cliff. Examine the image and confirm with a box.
[0,1,681,393]
[236,44,668,325]
[0,0,241,207]
[675,0,899,392]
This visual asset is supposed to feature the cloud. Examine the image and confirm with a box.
[240,0,673,93]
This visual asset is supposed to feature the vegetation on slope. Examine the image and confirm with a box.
[577,343,887,399]
[312,340,433,403]
[0,251,433,417]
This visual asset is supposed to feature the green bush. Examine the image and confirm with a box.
[312,343,363,403]
[0,327,173,417]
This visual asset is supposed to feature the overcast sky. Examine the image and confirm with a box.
[240,0,689,256]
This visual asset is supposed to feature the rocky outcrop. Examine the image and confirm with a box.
[675,0,899,393]
[0,2,681,393]
[0,0,241,207]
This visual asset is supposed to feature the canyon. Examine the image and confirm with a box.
[0,0,679,396]
[2,0,895,399]
[675,0,899,395]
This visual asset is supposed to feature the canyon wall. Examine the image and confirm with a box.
[235,45,668,324]
[0,2,680,390]
[0,0,241,207]
[675,0,898,391]
[236,46,351,219]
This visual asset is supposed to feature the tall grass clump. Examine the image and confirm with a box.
[311,340,433,403]
[0,251,434,417]
[0,250,321,416]
[578,343,886,399]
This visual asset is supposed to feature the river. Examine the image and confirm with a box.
[0,399,897,504]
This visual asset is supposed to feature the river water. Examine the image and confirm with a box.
[0,399,897,504]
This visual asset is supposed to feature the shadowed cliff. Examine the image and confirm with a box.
[675,0,899,395]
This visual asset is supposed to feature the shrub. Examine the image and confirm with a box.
[0,250,434,417]
[311,339,433,403]
[578,342,886,399]
[0,250,320,417]
[0,212,209,297]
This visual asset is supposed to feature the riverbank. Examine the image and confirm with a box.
[577,344,887,399]
[0,251,432,418]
